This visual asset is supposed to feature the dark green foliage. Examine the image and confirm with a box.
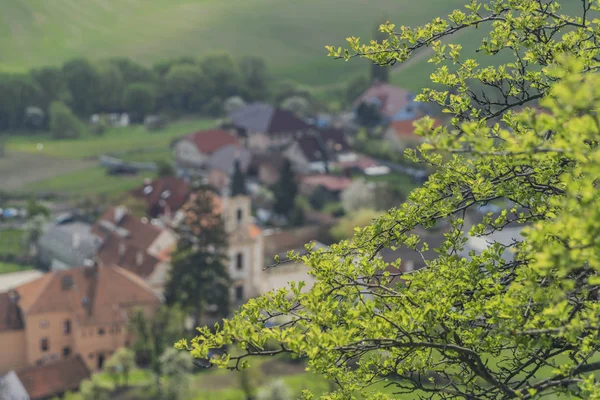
[123,83,157,123]
[355,101,383,128]
[0,54,271,132]
[230,159,247,196]
[49,101,81,139]
[156,160,175,177]
[200,53,242,100]
[96,62,125,113]
[272,158,298,218]
[162,64,211,112]
[239,56,270,101]
[30,66,72,113]
[0,73,43,131]
[62,58,101,116]
[345,75,369,105]
[165,188,230,327]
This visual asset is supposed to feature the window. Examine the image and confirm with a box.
[98,327,105,336]
[63,320,71,335]
[40,338,49,352]
[236,208,243,223]
[63,347,71,358]
[97,354,105,369]
[39,320,49,329]
[236,253,243,271]
[235,285,244,301]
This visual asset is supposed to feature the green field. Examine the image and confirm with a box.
[7,118,214,159]
[1,0,471,85]
[23,166,153,198]
[0,229,25,256]
[0,262,33,274]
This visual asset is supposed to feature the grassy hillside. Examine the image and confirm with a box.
[0,0,468,85]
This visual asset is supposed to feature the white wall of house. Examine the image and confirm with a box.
[173,140,206,168]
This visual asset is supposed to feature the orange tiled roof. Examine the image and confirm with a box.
[16,266,160,324]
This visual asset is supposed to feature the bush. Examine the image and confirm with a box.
[49,101,81,139]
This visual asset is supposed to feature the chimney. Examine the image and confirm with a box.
[114,206,127,224]
[136,251,144,267]
[72,233,80,249]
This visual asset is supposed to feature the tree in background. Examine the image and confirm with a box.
[104,348,135,389]
[238,365,264,400]
[329,208,381,241]
[345,75,369,106]
[79,376,110,400]
[128,305,186,396]
[200,53,243,101]
[108,57,158,87]
[156,159,175,178]
[96,62,125,113]
[62,58,101,116]
[256,380,292,400]
[49,101,81,139]
[0,73,43,131]
[30,66,72,116]
[280,96,312,119]
[370,21,390,83]
[224,95,247,115]
[179,4,600,398]
[158,348,194,400]
[163,64,211,113]
[123,83,157,123]
[230,159,247,196]
[340,179,376,213]
[165,188,230,327]
[272,158,298,220]
[239,56,270,101]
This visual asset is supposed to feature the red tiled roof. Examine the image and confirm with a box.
[354,82,414,118]
[97,234,160,278]
[389,118,442,140]
[92,207,163,251]
[0,292,24,332]
[131,177,191,218]
[16,356,90,400]
[182,129,239,154]
[300,174,352,192]
[16,266,160,324]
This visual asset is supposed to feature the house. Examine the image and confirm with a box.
[283,134,329,174]
[206,145,252,192]
[1,356,90,400]
[384,118,442,151]
[261,226,332,295]
[130,176,192,219]
[0,264,161,374]
[173,192,265,305]
[229,103,313,151]
[318,128,352,156]
[247,153,287,186]
[459,225,525,263]
[353,82,431,123]
[93,206,177,296]
[330,153,391,177]
[299,174,352,198]
[172,129,240,172]
[37,222,102,270]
